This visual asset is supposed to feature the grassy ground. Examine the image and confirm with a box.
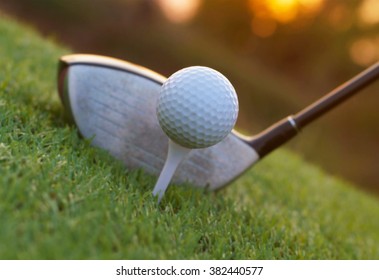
[1,15,379,259]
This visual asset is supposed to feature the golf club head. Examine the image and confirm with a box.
[58,54,259,190]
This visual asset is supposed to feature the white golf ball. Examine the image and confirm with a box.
[157,66,239,149]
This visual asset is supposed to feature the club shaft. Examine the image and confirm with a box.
[294,61,379,128]
[248,61,379,157]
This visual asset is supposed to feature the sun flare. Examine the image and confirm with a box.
[249,0,324,37]
[266,0,298,23]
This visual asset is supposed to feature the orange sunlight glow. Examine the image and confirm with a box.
[265,0,299,23]
[298,0,324,12]
[249,0,324,37]
[156,0,201,23]
[358,0,379,26]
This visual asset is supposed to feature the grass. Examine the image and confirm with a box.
[1,15,379,260]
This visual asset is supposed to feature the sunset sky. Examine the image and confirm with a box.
[155,0,379,66]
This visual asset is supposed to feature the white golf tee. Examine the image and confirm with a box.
[152,140,191,203]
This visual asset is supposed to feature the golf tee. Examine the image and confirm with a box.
[152,140,191,203]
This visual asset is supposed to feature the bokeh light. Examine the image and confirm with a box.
[264,0,298,23]
[249,0,324,37]
[156,0,201,23]
[358,0,379,26]
[350,37,379,66]
[327,4,352,31]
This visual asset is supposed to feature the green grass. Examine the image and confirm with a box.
[1,15,379,260]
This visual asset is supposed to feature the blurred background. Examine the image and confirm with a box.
[0,0,378,195]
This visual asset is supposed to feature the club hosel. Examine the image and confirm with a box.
[247,116,300,158]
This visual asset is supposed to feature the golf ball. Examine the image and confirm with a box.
[157,66,239,149]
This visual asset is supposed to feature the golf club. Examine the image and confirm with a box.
[58,54,379,190]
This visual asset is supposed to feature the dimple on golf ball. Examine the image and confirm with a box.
[157,66,239,149]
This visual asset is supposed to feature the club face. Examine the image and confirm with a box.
[58,54,259,190]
